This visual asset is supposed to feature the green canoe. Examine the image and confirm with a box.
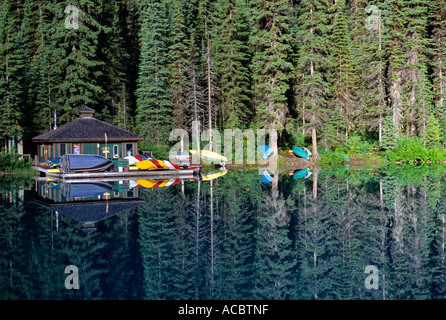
[292,146,312,159]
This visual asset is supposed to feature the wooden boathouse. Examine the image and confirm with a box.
[32,107,143,163]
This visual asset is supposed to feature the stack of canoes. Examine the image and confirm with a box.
[126,154,201,173]
[40,154,200,174]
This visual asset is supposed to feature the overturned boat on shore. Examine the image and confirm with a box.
[292,146,313,160]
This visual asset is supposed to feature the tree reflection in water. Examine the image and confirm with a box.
[1,164,446,300]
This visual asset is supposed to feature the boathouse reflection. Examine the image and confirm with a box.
[33,179,145,233]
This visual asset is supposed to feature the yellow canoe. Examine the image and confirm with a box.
[201,170,228,181]
[189,150,227,163]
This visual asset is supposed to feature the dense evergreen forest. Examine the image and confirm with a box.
[0,0,445,160]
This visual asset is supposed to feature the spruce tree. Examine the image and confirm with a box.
[330,0,356,138]
[381,114,398,151]
[416,62,433,137]
[361,2,386,144]
[430,0,446,138]
[387,0,431,136]
[250,0,293,158]
[424,114,442,149]
[294,0,331,159]
[49,0,106,123]
[18,0,38,140]
[387,0,406,134]
[320,105,346,150]
[184,34,205,153]
[167,0,189,129]
[213,0,252,129]
[196,0,218,147]
[136,0,173,146]
[32,1,64,132]
[0,0,24,144]
[97,0,130,129]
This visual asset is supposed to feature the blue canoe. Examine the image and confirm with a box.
[293,168,313,180]
[292,146,312,159]
[61,182,113,198]
[260,170,274,184]
[60,154,113,173]
[259,144,273,160]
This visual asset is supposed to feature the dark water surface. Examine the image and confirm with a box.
[1,165,446,300]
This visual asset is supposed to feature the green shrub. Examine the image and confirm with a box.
[0,153,33,171]
[386,136,445,163]
[320,150,346,164]
[428,147,446,162]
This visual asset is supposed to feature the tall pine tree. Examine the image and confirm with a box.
[330,0,356,139]
[250,0,293,158]
[430,0,446,138]
[136,0,173,147]
[387,0,432,137]
[97,0,131,129]
[213,0,252,129]
[294,0,331,159]
[0,0,24,146]
[167,0,189,129]
[48,0,107,123]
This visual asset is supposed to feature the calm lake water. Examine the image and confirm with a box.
[1,164,446,300]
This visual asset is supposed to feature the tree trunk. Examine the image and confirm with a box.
[312,126,320,160]
[312,167,320,200]
[207,35,213,151]
[378,113,383,146]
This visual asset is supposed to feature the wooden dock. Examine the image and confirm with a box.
[35,166,201,181]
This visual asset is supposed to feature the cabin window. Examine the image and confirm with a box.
[113,145,119,159]
[73,144,81,154]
